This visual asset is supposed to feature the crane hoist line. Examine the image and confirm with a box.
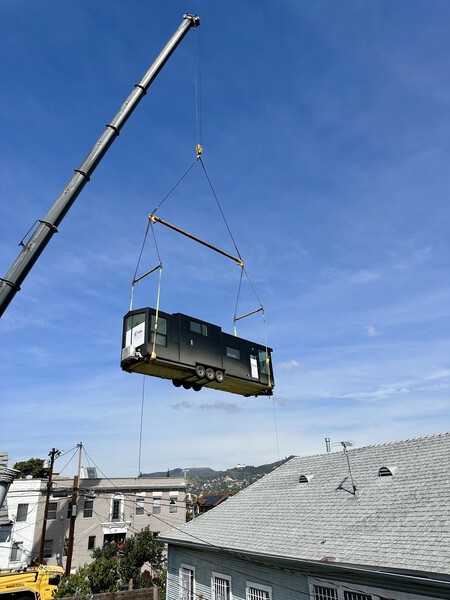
[0,14,200,318]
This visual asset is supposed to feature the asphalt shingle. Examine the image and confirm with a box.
[162,433,450,574]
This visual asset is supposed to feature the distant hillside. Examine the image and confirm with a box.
[141,466,216,478]
[141,456,294,496]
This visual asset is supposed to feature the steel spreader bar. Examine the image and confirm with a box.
[149,213,244,267]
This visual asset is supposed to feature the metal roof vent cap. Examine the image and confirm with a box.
[378,465,398,477]
[299,474,314,483]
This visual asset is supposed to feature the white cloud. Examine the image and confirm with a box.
[279,359,302,371]
[365,324,379,337]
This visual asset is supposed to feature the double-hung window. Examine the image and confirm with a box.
[136,493,145,515]
[84,499,93,518]
[212,572,231,600]
[10,542,23,562]
[180,565,195,600]
[47,501,58,520]
[16,503,28,522]
[246,581,271,600]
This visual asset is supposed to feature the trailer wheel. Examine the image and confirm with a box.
[192,383,202,392]
[172,379,182,387]
[182,381,192,390]
[215,370,224,383]
[205,367,215,381]
[195,365,206,378]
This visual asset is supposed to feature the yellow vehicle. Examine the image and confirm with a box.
[0,565,63,600]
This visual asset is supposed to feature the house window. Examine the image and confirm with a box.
[311,580,378,600]
[226,346,240,360]
[152,498,161,514]
[169,499,177,513]
[258,350,269,375]
[10,542,23,562]
[212,572,231,600]
[314,586,338,600]
[190,320,208,336]
[180,565,195,600]
[47,502,58,520]
[111,495,124,521]
[246,582,272,600]
[63,538,68,557]
[86,467,97,478]
[150,315,167,346]
[43,539,53,559]
[16,503,28,522]
[136,493,145,515]
[67,502,73,519]
[84,499,93,518]
[88,536,96,550]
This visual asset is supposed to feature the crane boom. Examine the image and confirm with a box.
[0,14,200,318]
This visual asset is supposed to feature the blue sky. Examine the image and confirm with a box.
[1,1,449,477]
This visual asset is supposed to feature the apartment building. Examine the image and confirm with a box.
[1,467,186,572]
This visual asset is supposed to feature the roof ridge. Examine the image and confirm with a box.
[290,432,450,459]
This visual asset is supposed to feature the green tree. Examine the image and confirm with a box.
[54,565,91,597]
[54,528,165,598]
[13,458,49,479]
[120,527,165,589]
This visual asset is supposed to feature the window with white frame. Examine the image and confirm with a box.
[84,499,94,518]
[310,578,389,600]
[313,586,339,600]
[16,503,28,522]
[10,542,23,562]
[153,491,162,514]
[180,564,195,600]
[246,581,272,600]
[212,572,231,600]
[111,495,124,521]
[136,493,146,515]
[47,501,58,519]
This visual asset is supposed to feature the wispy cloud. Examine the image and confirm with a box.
[364,325,379,337]
[279,359,302,371]
[171,400,242,413]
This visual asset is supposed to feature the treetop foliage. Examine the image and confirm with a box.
[13,458,49,479]
[54,527,165,598]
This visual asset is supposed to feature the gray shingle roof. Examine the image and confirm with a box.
[161,433,450,574]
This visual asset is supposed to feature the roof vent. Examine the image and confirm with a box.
[299,474,313,483]
[378,465,398,477]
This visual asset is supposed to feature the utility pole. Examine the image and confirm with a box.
[65,443,83,576]
[38,448,60,564]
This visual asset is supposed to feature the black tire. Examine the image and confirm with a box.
[192,383,202,392]
[205,367,215,381]
[195,365,206,378]
[215,370,224,383]
[172,379,182,387]
[182,381,192,390]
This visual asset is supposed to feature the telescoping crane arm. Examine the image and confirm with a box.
[0,14,200,318]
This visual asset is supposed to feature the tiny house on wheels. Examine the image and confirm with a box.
[121,307,274,397]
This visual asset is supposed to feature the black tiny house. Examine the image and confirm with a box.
[121,307,274,397]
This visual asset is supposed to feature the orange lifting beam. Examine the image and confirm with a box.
[234,306,264,323]
[132,263,162,285]
[149,213,244,267]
